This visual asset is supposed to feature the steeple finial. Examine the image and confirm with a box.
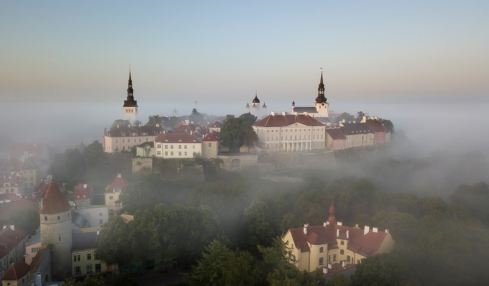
[316,68,326,103]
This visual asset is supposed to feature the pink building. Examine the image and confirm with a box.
[326,128,347,151]
[365,119,386,145]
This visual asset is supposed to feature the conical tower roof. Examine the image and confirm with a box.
[40,180,72,214]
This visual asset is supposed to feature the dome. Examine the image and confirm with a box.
[252,95,260,104]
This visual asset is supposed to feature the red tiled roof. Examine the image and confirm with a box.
[0,175,22,186]
[341,123,372,135]
[10,143,46,159]
[326,128,346,140]
[0,225,29,260]
[202,133,218,142]
[106,175,127,194]
[19,158,36,170]
[39,180,72,214]
[254,114,325,127]
[287,219,388,257]
[365,119,386,133]
[75,183,92,199]
[155,133,201,144]
[1,260,31,281]
[0,195,39,221]
[210,121,221,128]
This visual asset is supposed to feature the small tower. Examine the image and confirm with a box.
[245,102,250,113]
[123,69,138,123]
[40,180,73,280]
[314,71,329,117]
[252,92,260,109]
[262,102,267,113]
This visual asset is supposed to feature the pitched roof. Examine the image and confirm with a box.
[29,247,48,274]
[0,194,39,221]
[341,123,372,135]
[155,133,201,144]
[210,121,221,128]
[39,180,72,214]
[254,114,325,127]
[10,143,46,159]
[202,133,218,142]
[1,260,31,281]
[75,183,92,199]
[326,128,347,140]
[293,107,318,114]
[105,175,127,193]
[365,119,386,133]
[106,125,163,137]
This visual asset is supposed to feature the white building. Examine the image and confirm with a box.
[253,113,326,152]
[291,71,329,122]
[72,205,109,228]
[102,124,164,153]
[154,133,202,159]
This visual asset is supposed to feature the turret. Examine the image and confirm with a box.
[123,69,138,122]
[315,71,327,103]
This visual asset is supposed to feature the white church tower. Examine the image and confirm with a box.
[40,180,73,280]
[123,70,138,122]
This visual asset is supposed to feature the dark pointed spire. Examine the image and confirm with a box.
[123,68,138,107]
[315,70,327,103]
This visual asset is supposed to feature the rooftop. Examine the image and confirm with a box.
[254,114,325,127]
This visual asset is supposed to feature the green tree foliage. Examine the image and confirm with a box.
[82,141,107,168]
[52,149,86,182]
[240,200,276,253]
[381,119,394,132]
[147,115,161,126]
[8,209,40,235]
[186,240,229,286]
[238,112,258,127]
[355,111,365,123]
[189,108,205,124]
[113,275,139,286]
[95,216,133,269]
[63,275,105,286]
[220,117,253,150]
[450,182,489,225]
[335,112,355,123]
[130,210,160,266]
[325,273,349,286]
[118,174,169,214]
[242,128,258,148]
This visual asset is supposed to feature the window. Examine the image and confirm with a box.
[179,145,181,149]
[95,263,102,273]
[157,144,161,148]
[74,256,77,262]
[340,249,344,255]
[171,152,173,156]
[333,254,336,261]
[171,145,173,149]
[178,152,181,156]
[208,143,211,147]
[341,241,344,245]
[320,247,324,253]
[193,145,195,149]
[44,216,47,221]
[87,254,92,260]
[116,139,118,143]
[109,196,113,200]
[122,139,125,143]
[347,255,350,263]
[319,257,324,265]
[165,152,168,156]
[99,220,103,225]
[78,255,80,261]
[115,202,120,207]
[157,151,161,155]
[184,145,187,149]
[59,236,61,242]
[208,149,211,154]
[57,216,60,220]
[86,264,93,273]
[75,266,81,275]
[357,259,360,264]
[184,152,187,156]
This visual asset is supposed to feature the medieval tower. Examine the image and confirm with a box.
[123,70,138,123]
[40,180,73,280]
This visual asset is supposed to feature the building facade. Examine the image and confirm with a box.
[0,225,29,279]
[71,231,107,277]
[0,176,23,195]
[154,133,202,159]
[282,203,394,273]
[326,128,347,151]
[74,184,92,206]
[103,124,164,153]
[72,205,109,228]
[105,174,126,215]
[201,133,219,159]
[253,113,326,152]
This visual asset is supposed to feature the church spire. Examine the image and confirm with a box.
[124,68,137,107]
[315,70,327,103]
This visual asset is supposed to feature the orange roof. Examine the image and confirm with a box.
[1,260,31,281]
[254,114,325,127]
[39,180,72,214]
[105,175,127,193]
[202,133,218,142]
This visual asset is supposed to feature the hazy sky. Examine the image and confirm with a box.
[1,0,488,105]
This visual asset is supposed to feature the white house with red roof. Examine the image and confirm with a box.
[0,175,23,195]
[74,183,92,206]
[326,128,347,151]
[282,202,394,274]
[105,174,127,214]
[154,133,201,159]
[201,133,219,159]
[252,113,326,152]
[209,121,222,134]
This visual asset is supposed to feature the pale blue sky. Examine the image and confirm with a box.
[1,0,488,104]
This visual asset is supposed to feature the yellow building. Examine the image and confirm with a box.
[282,203,394,273]
[105,174,126,215]
[1,260,31,286]
[201,133,219,159]
[71,231,107,277]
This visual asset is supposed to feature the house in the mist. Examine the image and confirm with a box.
[105,174,126,215]
[71,230,107,277]
[0,175,23,195]
[291,72,330,123]
[0,225,30,278]
[363,117,387,145]
[74,183,92,206]
[209,121,222,134]
[326,128,347,151]
[339,122,374,148]
[252,113,326,152]
[201,133,219,159]
[102,123,164,153]
[282,202,394,276]
[135,141,155,157]
[154,133,202,159]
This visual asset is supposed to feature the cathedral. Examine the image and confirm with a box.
[291,71,329,122]
[245,92,267,117]
[123,70,138,123]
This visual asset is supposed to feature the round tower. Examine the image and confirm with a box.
[40,180,73,280]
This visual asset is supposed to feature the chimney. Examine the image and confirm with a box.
[342,260,347,268]
[156,123,160,127]
[385,229,389,234]
[346,230,349,239]
[303,224,308,234]
[117,173,122,178]
[10,225,15,231]
[282,112,286,116]
[271,112,275,116]
[2,225,6,229]
[373,227,378,233]
[336,229,339,237]
[323,222,327,226]
[337,222,342,226]
[364,226,370,235]
[355,224,359,228]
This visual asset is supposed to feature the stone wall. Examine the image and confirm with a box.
[132,157,153,174]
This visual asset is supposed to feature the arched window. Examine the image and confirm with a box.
[319,257,324,265]
[319,247,324,253]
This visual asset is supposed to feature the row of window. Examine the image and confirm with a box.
[115,138,149,144]
[157,151,194,156]
[266,135,324,141]
[157,144,197,150]
[74,263,102,274]
[43,213,69,221]
[74,253,92,261]
[261,128,323,133]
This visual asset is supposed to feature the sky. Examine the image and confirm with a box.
[1,0,488,105]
